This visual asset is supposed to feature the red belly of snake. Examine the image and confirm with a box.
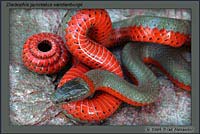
[22,9,191,123]
[57,59,121,123]
[58,9,190,122]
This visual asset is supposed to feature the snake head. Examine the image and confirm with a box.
[51,78,90,104]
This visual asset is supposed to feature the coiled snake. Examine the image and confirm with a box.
[22,9,191,123]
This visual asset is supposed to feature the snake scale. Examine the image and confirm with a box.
[22,9,191,123]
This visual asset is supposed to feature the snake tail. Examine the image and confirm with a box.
[22,32,69,74]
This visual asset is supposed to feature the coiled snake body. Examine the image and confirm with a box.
[22,9,191,123]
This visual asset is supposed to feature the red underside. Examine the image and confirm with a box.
[59,61,121,122]
[60,9,191,122]
[22,9,191,123]
[110,26,191,48]
[22,33,69,74]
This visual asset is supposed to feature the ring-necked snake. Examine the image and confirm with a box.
[22,9,191,123]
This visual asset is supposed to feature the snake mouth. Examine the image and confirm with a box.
[51,90,73,104]
[52,98,71,104]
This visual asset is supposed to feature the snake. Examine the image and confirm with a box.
[22,9,191,123]
[51,42,191,123]
[22,32,69,74]
[55,58,122,123]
